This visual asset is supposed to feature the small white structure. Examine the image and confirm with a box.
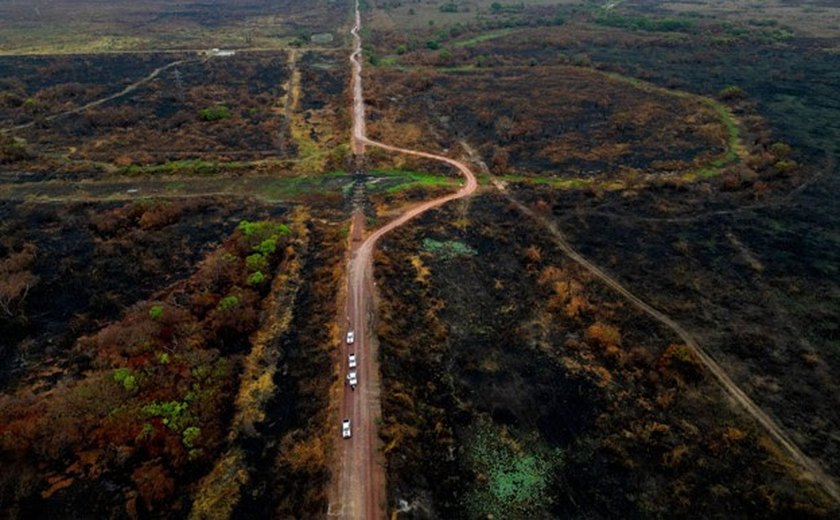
[210,48,236,57]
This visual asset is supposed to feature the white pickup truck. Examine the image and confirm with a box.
[346,330,355,344]
[347,371,358,389]
[348,353,357,369]
[342,419,351,438]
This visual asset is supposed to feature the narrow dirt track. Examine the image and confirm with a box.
[349,5,366,156]
[328,2,478,518]
[490,179,840,504]
[1,60,189,134]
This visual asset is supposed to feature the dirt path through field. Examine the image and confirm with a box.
[1,60,190,134]
[327,2,478,518]
[483,171,840,505]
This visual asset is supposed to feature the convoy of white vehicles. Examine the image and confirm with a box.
[343,331,357,437]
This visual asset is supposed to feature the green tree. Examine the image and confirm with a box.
[182,426,201,448]
[114,368,138,392]
[199,105,232,122]
[246,253,268,272]
[254,237,278,255]
[149,305,164,319]
[247,271,266,286]
[769,142,791,159]
[218,295,240,311]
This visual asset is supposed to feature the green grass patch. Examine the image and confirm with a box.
[377,55,400,67]
[681,99,742,179]
[452,28,516,48]
[198,105,231,122]
[595,14,695,33]
[464,423,563,517]
[120,159,248,176]
[383,181,454,194]
[256,177,331,200]
[706,99,741,162]
[421,238,477,260]
[368,169,459,193]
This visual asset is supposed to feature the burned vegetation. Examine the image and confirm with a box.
[366,66,730,177]
[1,0,838,518]
[373,195,835,518]
[1,52,293,173]
[0,199,343,517]
[359,2,840,517]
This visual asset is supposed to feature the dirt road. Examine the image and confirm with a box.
[490,178,840,504]
[349,5,366,156]
[328,2,478,518]
[332,0,838,512]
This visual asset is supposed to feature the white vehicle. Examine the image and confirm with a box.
[342,419,351,439]
[348,353,357,369]
[346,330,355,344]
[347,371,358,389]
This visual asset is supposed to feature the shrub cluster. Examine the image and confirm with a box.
[0,218,294,513]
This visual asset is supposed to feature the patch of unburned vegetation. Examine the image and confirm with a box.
[464,423,563,517]
[421,238,477,260]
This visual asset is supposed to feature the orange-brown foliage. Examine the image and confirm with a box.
[585,321,622,348]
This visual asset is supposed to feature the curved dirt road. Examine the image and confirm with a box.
[331,0,838,514]
[328,2,477,518]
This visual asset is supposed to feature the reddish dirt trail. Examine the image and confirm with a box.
[332,0,838,513]
[333,144,476,520]
[327,2,478,518]
[349,5,366,156]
